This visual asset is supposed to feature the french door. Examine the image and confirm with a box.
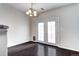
[38,22,44,41]
[37,21,56,44]
[48,21,55,43]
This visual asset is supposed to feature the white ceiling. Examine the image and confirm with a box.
[5,3,71,13]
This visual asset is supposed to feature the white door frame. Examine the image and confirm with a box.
[36,16,60,46]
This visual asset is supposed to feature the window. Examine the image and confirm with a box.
[48,21,55,43]
[38,23,44,41]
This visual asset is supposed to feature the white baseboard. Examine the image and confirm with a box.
[32,40,79,52]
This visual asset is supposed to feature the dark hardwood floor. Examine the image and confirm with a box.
[8,42,79,56]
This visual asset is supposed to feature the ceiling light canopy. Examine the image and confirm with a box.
[26,3,37,17]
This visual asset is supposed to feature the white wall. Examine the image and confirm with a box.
[0,4,30,47]
[31,4,79,51]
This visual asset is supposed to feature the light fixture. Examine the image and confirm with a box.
[26,3,37,17]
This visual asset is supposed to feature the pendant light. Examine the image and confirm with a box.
[26,3,37,17]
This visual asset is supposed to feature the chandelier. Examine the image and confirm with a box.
[26,3,37,17]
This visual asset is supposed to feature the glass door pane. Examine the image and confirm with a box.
[38,23,44,41]
[48,21,55,43]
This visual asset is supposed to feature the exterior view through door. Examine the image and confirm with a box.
[38,21,56,44]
